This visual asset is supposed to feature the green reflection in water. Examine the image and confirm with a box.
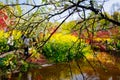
[4,52,120,80]
[10,60,120,80]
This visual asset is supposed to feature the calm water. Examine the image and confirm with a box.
[2,52,120,80]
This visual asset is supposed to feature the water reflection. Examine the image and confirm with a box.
[9,61,120,80]
[9,52,120,80]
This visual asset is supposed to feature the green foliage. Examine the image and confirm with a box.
[61,21,77,33]
[20,60,29,72]
[0,54,30,72]
[11,30,23,48]
[43,33,91,62]
[0,30,23,53]
[42,0,46,3]
[16,5,22,16]
[0,54,17,72]
[0,39,9,53]
[112,11,120,22]
[116,40,120,50]
[0,31,9,53]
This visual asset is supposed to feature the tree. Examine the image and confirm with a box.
[112,11,120,22]
[0,0,119,45]
[0,0,120,77]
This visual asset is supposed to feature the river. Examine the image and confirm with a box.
[2,52,120,80]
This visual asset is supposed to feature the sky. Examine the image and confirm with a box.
[103,0,120,13]
[67,0,120,21]
[0,0,120,13]
[0,0,120,21]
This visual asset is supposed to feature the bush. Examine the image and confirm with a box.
[43,33,92,62]
[116,40,120,50]
[0,31,10,53]
[0,54,17,72]
[0,30,22,53]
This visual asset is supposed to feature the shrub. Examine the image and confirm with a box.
[0,30,22,53]
[0,54,17,72]
[0,31,9,53]
[43,33,92,62]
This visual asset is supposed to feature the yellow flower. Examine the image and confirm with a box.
[12,30,22,39]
